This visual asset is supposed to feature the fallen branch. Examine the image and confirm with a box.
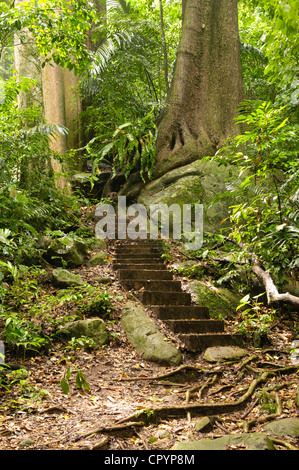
[252,263,299,309]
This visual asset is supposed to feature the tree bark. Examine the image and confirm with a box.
[154,0,244,178]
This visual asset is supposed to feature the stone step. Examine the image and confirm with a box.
[164,319,225,334]
[114,253,162,260]
[118,269,174,281]
[113,263,167,271]
[115,246,163,255]
[114,257,164,265]
[121,280,182,292]
[137,291,192,306]
[178,333,242,352]
[150,305,210,320]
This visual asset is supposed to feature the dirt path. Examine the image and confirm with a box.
[0,237,298,451]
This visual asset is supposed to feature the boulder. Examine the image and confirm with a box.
[63,318,109,349]
[87,238,107,250]
[46,236,87,267]
[263,418,299,438]
[137,159,236,233]
[86,251,107,267]
[121,302,182,366]
[193,417,215,433]
[289,340,299,364]
[203,346,248,363]
[172,433,275,450]
[52,268,85,288]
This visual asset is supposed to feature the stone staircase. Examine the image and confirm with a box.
[113,239,241,352]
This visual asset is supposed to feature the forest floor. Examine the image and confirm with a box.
[0,209,298,452]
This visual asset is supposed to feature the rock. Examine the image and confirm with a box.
[172,433,275,450]
[252,331,269,348]
[154,429,172,440]
[289,340,299,364]
[87,238,107,250]
[0,341,5,364]
[52,268,85,288]
[137,159,236,233]
[263,418,299,438]
[203,346,248,363]
[95,276,112,284]
[296,385,299,408]
[189,280,240,318]
[63,318,109,349]
[46,236,87,267]
[193,417,214,433]
[121,302,182,366]
[20,438,35,448]
[86,251,107,267]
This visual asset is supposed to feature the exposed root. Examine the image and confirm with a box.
[116,365,299,426]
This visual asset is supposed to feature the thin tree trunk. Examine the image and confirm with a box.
[158,0,169,93]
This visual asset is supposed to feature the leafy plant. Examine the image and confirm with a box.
[211,100,298,279]
[85,108,157,182]
[60,365,90,395]
[235,293,276,336]
[67,336,96,351]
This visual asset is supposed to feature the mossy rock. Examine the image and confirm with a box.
[46,236,88,267]
[189,280,240,318]
[137,159,236,233]
[86,250,107,267]
[203,346,248,363]
[172,433,275,450]
[263,418,299,438]
[52,268,85,288]
[63,318,109,349]
[121,302,182,366]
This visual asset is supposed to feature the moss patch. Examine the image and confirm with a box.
[189,280,240,319]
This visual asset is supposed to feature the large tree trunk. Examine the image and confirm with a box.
[154,0,244,178]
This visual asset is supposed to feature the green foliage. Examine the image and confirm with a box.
[79,0,181,182]
[60,365,90,395]
[258,390,278,414]
[239,0,299,114]
[88,109,157,181]
[0,0,99,74]
[211,100,298,279]
[235,293,276,336]
[0,367,28,393]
